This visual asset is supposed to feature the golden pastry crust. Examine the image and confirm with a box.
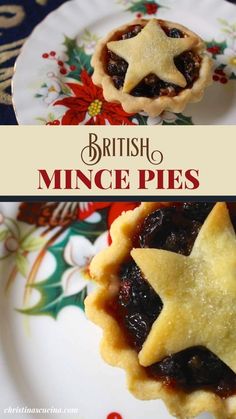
[91,19,213,117]
[132,203,236,371]
[85,202,236,419]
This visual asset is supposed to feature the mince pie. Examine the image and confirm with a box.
[85,202,236,419]
[92,19,212,116]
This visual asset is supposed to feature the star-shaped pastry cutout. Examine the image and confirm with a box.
[107,19,198,93]
[131,203,236,373]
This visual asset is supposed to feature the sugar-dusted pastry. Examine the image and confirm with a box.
[92,19,212,116]
[86,202,236,419]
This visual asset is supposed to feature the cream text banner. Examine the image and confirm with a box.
[0,126,234,196]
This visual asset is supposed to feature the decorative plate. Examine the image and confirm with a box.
[0,201,212,419]
[12,0,236,125]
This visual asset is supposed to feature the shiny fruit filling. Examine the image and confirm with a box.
[117,203,236,397]
[107,24,201,98]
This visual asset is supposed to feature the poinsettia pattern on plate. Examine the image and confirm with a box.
[0,201,139,318]
[34,33,195,125]
[207,19,236,82]
[54,70,136,125]
[33,19,236,126]
[116,0,168,18]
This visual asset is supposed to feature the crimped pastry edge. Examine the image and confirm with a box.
[85,202,236,419]
[91,19,213,117]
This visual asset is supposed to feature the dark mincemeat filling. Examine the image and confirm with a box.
[107,24,201,98]
[117,203,236,398]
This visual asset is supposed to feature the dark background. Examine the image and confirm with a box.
[0,0,70,125]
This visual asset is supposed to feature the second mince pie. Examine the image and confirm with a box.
[85,202,236,419]
[92,19,212,116]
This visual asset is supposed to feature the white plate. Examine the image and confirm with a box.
[12,0,236,125]
[0,201,215,419]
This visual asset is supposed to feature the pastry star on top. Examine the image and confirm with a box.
[131,203,236,373]
[107,19,198,93]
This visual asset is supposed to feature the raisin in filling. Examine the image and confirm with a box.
[117,202,236,397]
[107,24,201,98]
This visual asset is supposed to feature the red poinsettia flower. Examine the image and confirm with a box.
[54,70,136,125]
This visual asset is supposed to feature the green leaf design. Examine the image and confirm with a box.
[206,40,227,58]
[19,210,108,318]
[0,229,8,241]
[230,73,236,80]
[61,83,72,96]
[63,36,93,81]
[48,113,56,122]
[133,113,148,125]
[35,117,47,123]
[222,28,233,35]
[21,236,45,252]
[218,18,229,27]
[18,231,85,318]
[128,0,164,13]
[80,29,99,44]
[163,113,194,126]
[128,2,147,13]
[215,63,227,72]
[16,253,29,278]
[175,113,194,125]
[71,220,107,244]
